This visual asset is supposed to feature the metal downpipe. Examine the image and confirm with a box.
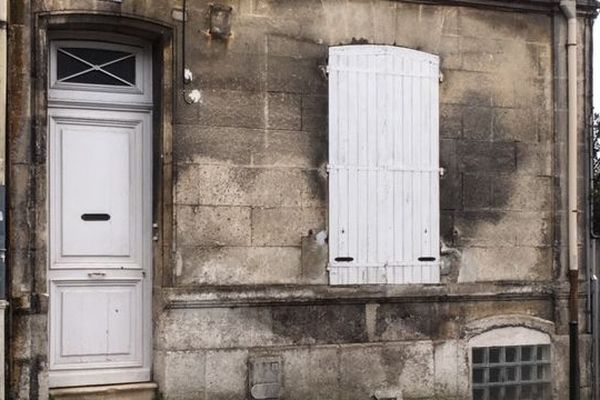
[560,0,580,399]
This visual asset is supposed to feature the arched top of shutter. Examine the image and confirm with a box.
[329,44,439,65]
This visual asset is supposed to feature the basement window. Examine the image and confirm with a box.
[471,345,551,400]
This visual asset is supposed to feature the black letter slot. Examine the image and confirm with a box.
[418,256,436,262]
[81,213,111,221]
[334,257,354,262]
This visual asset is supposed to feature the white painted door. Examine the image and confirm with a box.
[47,107,152,387]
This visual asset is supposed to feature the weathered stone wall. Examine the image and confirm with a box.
[172,1,555,286]
[5,0,596,399]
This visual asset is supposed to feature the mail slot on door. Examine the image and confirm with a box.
[81,213,111,221]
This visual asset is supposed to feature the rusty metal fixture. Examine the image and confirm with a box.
[208,3,233,39]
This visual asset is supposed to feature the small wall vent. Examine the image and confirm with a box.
[249,356,282,400]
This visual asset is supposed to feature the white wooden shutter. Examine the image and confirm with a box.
[328,45,440,285]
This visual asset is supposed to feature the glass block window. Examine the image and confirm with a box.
[56,47,136,87]
[472,345,551,400]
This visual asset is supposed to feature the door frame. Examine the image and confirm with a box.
[6,14,175,395]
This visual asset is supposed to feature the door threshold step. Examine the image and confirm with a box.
[49,382,157,400]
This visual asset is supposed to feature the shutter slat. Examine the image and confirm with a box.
[328,45,439,285]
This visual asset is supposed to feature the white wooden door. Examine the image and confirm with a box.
[47,107,152,387]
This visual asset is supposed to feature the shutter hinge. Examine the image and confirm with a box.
[439,72,444,83]
[319,64,329,80]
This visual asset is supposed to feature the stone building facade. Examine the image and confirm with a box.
[4,0,599,399]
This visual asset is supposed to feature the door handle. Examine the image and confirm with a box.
[87,272,107,278]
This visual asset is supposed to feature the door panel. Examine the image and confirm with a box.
[48,107,151,388]
[50,278,142,368]
[62,124,133,257]
[49,110,145,268]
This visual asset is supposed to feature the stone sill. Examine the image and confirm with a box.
[49,383,157,400]
[162,281,565,309]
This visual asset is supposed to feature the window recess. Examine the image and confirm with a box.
[327,45,440,285]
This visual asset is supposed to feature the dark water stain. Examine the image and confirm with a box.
[271,304,367,344]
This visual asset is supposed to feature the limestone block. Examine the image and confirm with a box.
[176,246,301,285]
[440,70,493,107]
[267,92,302,130]
[463,174,493,209]
[440,104,463,139]
[300,95,327,133]
[205,349,249,399]
[253,130,326,168]
[174,125,262,165]
[339,342,434,399]
[175,164,324,208]
[157,304,366,350]
[251,207,325,246]
[301,232,328,283]
[434,340,459,398]
[267,56,326,94]
[462,106,492,140]
[269,304,366,345]
[457,140,516,173]
[516,142,553,177]
[174,92,199,125]
[282,347,340,399]
[458,246,552,282]
[492,107,538,143]
[267,35,326,60]
[176,205,251,247]
[157,307,279,350]
[439,35,462,70]
[491,175,552,212]
[154,350,206,400]
[395,4,446,53]
[455,211,550,247]
[198,88,265,129]
[194,51,263,91]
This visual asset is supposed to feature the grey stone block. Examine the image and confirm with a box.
[175,164,324,208]
[458,245,552,282]
[301,233,328,284]
[205,350,249,400]
[267,93,302,130]
[194,51,263,91]
[267,35,326,59]
[176,246,301,285]
[462,106,492,140]
[282,347,340,399]
[463,174,492,209]
[253,130,326,168]
[176,205,252,247]
[157,304,367,350]
[301,95,327,133]
[154,350,206,400]
[173,125,262,165]
[339,342,434,400]
[492,107,538,143]
[455,211,551,247]
[251,207,325,246]
[457,140,516,173]
[267,56,326,94]
[198,88,266,129]
[440,104,463,139]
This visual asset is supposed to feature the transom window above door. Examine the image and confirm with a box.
[57,47,136,86]
[49,37,152,106]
